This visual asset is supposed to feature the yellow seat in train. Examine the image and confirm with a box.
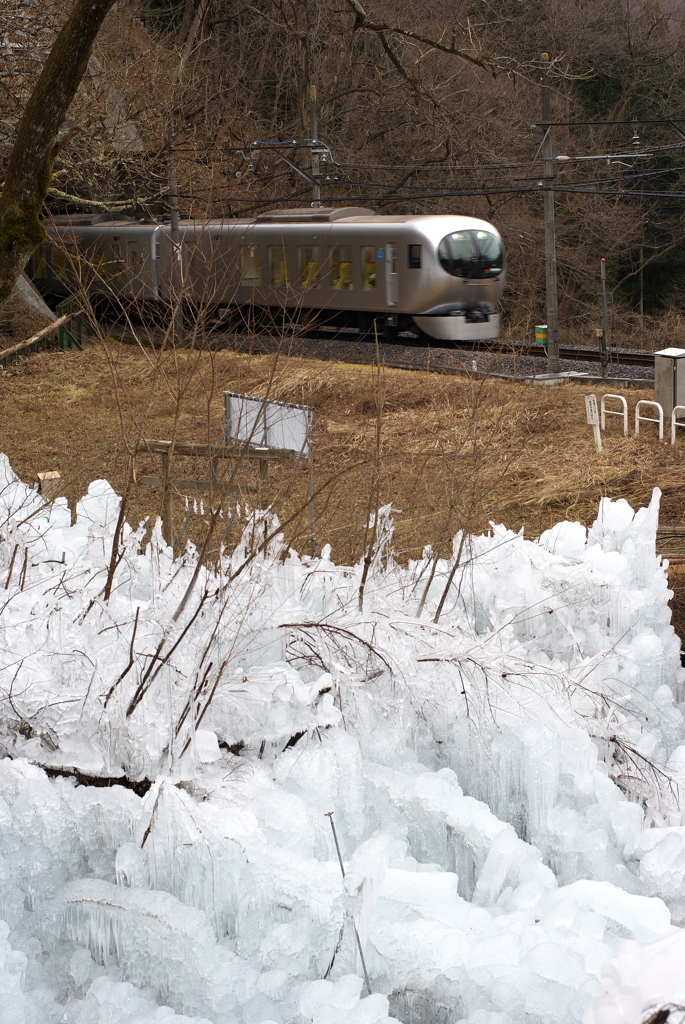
[301,261,320,289]
[333,261,353,290]
[363,261,376,291]
[272,261,290,287]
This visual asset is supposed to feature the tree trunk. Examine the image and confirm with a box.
[0,0,117,310]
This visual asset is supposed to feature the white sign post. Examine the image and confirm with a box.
[224,392,316,556]
[584,394,602,453]
[224,392,313,457]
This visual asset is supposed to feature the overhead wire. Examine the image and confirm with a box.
[53,123,685,213]
[177,162,685,200]
[171,183,685,204]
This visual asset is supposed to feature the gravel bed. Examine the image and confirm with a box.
[213,329,654,384]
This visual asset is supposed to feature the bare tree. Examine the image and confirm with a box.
[0,0,117,310]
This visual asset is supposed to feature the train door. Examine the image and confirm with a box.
[385,242,398,306]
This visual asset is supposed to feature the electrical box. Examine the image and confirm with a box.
[535,325,547,346]
[654,348,685,418]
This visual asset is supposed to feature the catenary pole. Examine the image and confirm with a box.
[541,55,561,373]
[309,85,321,208]
[599,258,610,377]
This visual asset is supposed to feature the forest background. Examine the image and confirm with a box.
[3,0,685,345]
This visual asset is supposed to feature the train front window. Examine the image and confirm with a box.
[474,230,503,277]
[438,230,502,279]
[438,232,476,278]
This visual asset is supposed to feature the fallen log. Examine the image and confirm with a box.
[0,312,71,361]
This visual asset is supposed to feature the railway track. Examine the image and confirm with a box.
[528,343,653,368]
[102,317,656,378]
[290,326,656,368]
[407,335,655,367]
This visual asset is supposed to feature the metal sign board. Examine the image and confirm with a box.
[224,392,313,456]
[585,394,599,426]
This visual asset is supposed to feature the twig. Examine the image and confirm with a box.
[125,590,208,717]
[325,811,372,995]
[19,548,28,591]
[103,458,133,601]
[104,606,140,707]
[4,543,18,588]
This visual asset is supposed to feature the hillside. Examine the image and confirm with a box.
[3,0,685,340]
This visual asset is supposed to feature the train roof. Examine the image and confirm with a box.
[255,207,372,222]
[43,209,500,236]
[43,208,391,227]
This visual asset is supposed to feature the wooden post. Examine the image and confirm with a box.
[585,394,602,453]
[37,470,61,500]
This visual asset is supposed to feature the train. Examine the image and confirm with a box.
[29,207,505,342]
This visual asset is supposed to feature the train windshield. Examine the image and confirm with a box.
[438,229,503,279]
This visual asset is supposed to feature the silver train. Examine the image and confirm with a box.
[31,207,505,341]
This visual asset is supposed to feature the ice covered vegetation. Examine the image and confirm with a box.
[2,452,685,1024]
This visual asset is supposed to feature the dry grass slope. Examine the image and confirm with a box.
[2,336,684,631]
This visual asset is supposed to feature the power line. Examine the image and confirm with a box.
[178,159,685,199]
[533,118,685,127]
[172,183,685,205]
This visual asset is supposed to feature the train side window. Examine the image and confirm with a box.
[33,244,48,278]
[92,246,107,279]
[361,246,376,290]
[269,245,290,287]
[109,243,126,278]
[241,245,261,285]
[52,246,68,281]
[128,243,141,274]
[408,244,421,269]
[298,246,321,289]
[329,246,353,291]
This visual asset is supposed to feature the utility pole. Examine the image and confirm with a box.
[541,54,560,373]
[309,84,321,208]
[599,258,610,378]
[639,241,644,319]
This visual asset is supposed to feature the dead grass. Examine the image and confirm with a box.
[0,292,50,350]
[2,336,685,633]
[558,308,685,352]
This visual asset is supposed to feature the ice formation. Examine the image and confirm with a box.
[0,452,683,1024]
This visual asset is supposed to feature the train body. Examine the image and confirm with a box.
[31,207,505,341]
